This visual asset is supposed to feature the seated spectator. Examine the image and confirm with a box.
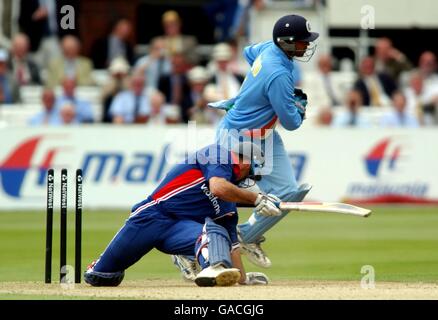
[92,18,135,69]
[380,92,419,127]
[148,91,181,124]
[153,10,199,65]
[422,101,438,125]
[55,78,94,123]
[59,102,79,125]
[8,33,41,85]
[158,52,192,122]
[417,51,438,86]
[46,35,94,88]
[188,66,224,125]
[411,66,438,125]
[135,37,172,91]
[101,57,131,123]
[225,39,249,77]
[315,107,333,126]
[109,74,151,124]
[354,56,397,107]
[207,43,244,100]
[0,49,19,104]
[415,52,438,125]
[332,90,370,127]
[305,54,342,108]
[404,72,431,124]
[188,66,219,124]
[19,0,62,68]
[188,66,210,106]
[374,37,412,83]
[28,88,60,125]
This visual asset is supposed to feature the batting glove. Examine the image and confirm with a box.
[294,88,308,101]
[293,88,308,119]
[242,272,269,285]
[254,193,281,217]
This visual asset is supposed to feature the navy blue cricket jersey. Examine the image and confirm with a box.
[130,144,241,243]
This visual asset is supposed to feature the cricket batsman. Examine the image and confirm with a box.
[84,142,277,287]
[172,14,319,277]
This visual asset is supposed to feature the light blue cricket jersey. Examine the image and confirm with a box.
[214,41,303,135]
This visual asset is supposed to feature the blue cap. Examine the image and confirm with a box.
[273,14,319,44]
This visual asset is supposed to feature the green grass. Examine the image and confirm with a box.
[1,207,438,283]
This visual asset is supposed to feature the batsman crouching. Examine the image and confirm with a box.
[84,142,275,287]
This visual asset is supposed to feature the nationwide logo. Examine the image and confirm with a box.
[365,138,401,177]
[0,136,59,198]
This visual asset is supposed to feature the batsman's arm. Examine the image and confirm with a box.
[209,177,258,205]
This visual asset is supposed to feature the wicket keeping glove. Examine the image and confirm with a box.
[243,272,269,285]
[254,193,281,217]
[293,88,308,120]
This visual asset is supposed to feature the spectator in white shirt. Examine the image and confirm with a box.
[418,51,438,86]
[28,88,60,126]
[305,54,342,109]
[101,57,131,123]
[110,74,151,124]
[188,66,224,125]
[332,90,371,127]
[55,77,94,123]
[207,43,244,100]
[148,91,181,125]
[381,91,419,127]
[135,38,171,91]
[59,102,79,125]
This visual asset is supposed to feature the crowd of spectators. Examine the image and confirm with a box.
[309,37,438,127]
[1,4,438,129]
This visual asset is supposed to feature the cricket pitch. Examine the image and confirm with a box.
[1,280,437,300]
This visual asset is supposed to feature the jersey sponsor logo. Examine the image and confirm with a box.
[201,183,221,215]
[251,55,262,77]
